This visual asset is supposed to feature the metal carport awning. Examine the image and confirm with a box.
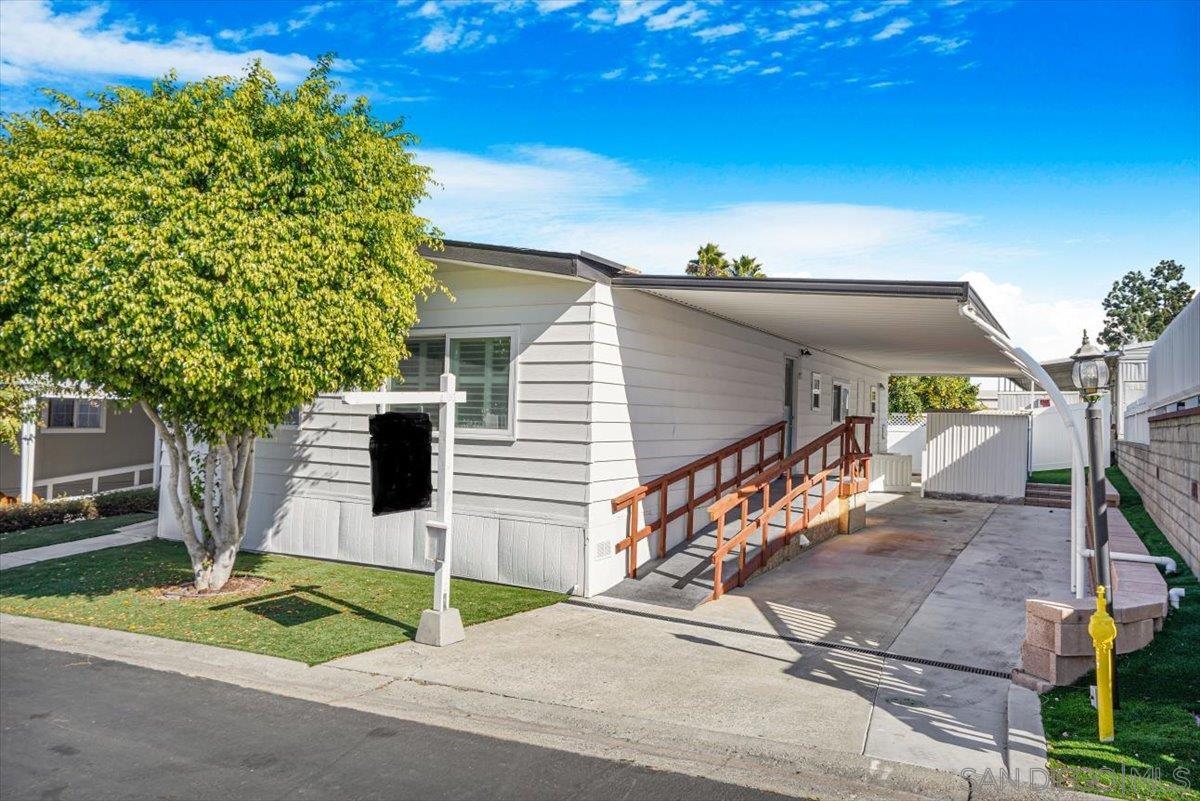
[609,274,1028,379]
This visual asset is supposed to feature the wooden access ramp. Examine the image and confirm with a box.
[605,417,873,608]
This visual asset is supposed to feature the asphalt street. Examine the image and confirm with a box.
[0,639,799,801]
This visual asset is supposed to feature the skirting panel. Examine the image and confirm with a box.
[157,491,584,594]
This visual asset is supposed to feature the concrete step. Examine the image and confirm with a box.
[1025,483,1071,496]
[1024,497,1071,509]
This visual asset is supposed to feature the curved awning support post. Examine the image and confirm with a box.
[958,305,1090,598]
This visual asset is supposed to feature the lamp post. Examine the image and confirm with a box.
[1071,330,1117,706]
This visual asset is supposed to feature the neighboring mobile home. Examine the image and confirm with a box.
[1,396,157,501]
[158,240,1025,597]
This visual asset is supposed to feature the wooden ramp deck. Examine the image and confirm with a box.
[601,478,838,610]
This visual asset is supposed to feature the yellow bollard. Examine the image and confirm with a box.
[1088,585,1117,743]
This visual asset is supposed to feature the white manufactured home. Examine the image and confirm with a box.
[159,240,1027,597]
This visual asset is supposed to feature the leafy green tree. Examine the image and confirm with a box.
[888,376,980,414]
[0,373,38,452]
[686,242,729,277]
[728,255,766,278]
[1099,260,1194,348]
[887,376,923,416]
[0,59,440,590]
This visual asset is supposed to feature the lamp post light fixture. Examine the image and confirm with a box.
[1071,329,1118,706]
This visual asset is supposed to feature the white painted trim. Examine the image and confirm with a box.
[36,462,157,499]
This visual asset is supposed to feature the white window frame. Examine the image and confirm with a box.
[811,372,822,411]
[390,325,519,442]
[42,397,107,434]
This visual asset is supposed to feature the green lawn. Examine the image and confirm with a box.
[1040,467,1200,801]
[0,513,154,554]
[1029,468,1073,485]
[0,540,564,664]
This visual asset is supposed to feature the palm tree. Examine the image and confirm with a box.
[686,243,729,277]
[728,255,766,278]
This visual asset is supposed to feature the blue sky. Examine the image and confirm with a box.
[2,0,1198,358]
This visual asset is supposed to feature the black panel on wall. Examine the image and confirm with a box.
[369,412,433,516]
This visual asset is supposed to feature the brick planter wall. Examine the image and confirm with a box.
[1116,409,1200,577]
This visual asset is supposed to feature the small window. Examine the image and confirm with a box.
[811,373,822,411]
[388,330,516,438]
[280,406,302,428]
[832,382,850,423]
[870,385,879,415]
[44,398,104,431]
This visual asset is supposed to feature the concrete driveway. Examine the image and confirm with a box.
[329,493,1070,777]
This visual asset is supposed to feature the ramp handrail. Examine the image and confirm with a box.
[706,416,873,599]
[611,420,787,579]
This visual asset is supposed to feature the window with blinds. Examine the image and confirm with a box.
[451,337,510,430]
[388,337,447,423]
[388,332,514,437]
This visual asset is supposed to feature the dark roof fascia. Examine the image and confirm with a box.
[611,274,1009,337]
[422,240,630,285]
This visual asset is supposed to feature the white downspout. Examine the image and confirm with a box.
[959,305,1091,598]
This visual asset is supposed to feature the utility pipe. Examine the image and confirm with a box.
[1079,548,1177,575]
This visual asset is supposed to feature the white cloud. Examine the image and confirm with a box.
[917,34,968,53]
[960,272,1103,360]
[536,0,585,11]
[0,1,314,87]
[415,145,1041,286]
[615,0,670,25]
[761,21,816,42]
[850,2,906,23]
[868,79,912,89]
[694,23,746,42]
[760,66,783,75]
[872,18,913,40]
[600,67,626,79]
[218,22,280,43]
[418,145,646,232]
[287,2,337,32]
[417,17,495,53]
[645,2,707,31]
[788,2,829,17]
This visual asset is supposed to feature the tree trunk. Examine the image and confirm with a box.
[140,403,256,593]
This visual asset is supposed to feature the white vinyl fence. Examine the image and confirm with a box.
[923,412,1030,502]
[1030,394,1110,472]
[885,413,924,475]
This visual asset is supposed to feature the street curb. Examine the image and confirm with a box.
[1005,683,1048,774]
[1,612,971,801]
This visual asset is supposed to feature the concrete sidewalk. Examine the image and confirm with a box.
[0,495,1079,798]
[0,518,156,571]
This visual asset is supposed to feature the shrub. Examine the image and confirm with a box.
[0,488,158,533]
[0,497,98,533]
[93,487,158,517]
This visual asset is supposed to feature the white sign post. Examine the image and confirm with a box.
[342,372,468,646]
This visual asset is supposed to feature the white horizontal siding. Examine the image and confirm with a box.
[584,284,887,595]
[213,261,596,592]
